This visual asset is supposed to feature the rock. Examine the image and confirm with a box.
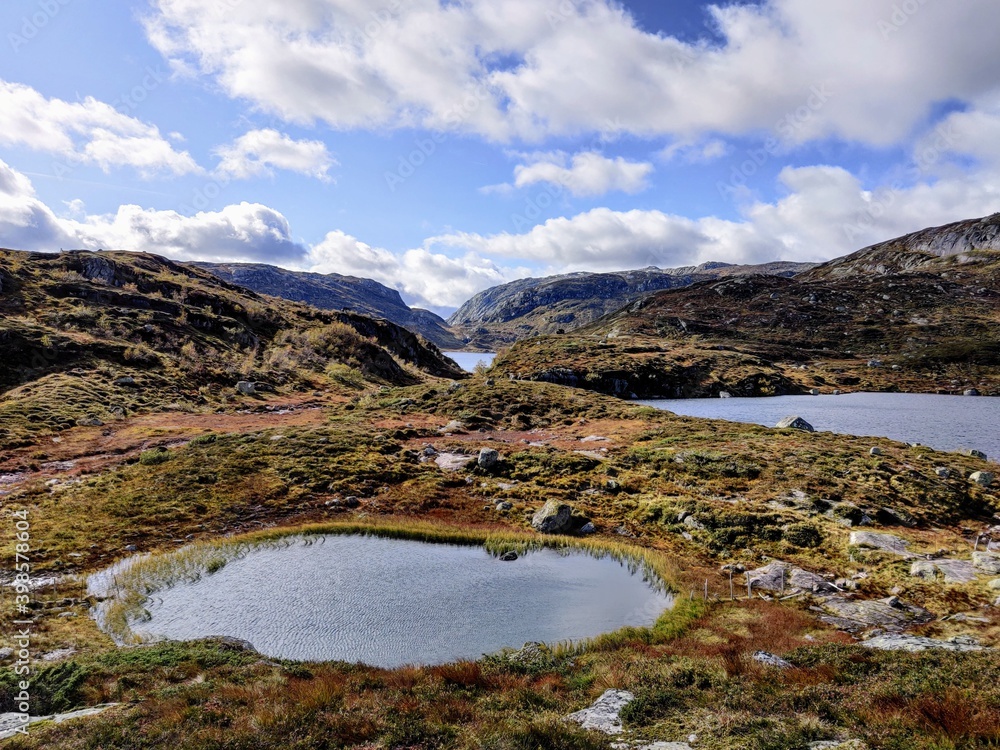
[532,500,574,534]
[964,449,988,460]
[849,531,913,557]
[439,420,466,434]
[817,596,934,632]
[775,415,814,432]
[499,551,518,562]
[76,417,104,427]
[0,704,121,742]
[808,742,867,750]
[987,579,1000,590]
[752,651,793,668]
[964,389,980,396]
[935,467,952,478]
[683,515,705,530]
[477,447,500,471]
[970,471,994,487]
[236,381,256,396]
[434,452,474,471]
[623,744,693,750]
[579,522,597,534]
[909,559,977,584]
[495,501,513,512]
[565,689,634,734]
[972,552,1000,575]
[0,648,12,661]
[745,561,838,595]
[862,633,985,652]
[867,359,883,368]
[809,388,820,396]
[113,376,136,387]
[869,447,883,456]
[719,391,731,399]
[580,435,610,443]
[343,496,360,508]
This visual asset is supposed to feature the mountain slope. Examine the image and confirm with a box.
[195,262,465,350]
[449,261,815,347]
[0,249,464,448]
[491,217,1000,398]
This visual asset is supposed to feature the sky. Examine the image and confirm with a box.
[1,0,1000,316]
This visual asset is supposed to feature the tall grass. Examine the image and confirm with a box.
[89,520,687,651]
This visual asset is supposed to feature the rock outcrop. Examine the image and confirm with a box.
[565,689,634,734]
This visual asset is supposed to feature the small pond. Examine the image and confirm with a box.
[639,392,998,461]
[443,351,496,372]
[91,535,672,667]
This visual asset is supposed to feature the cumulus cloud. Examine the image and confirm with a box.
[0,80,201,177]
[144,0,1000,144]
[215,129,337,181]
[495,151,653,197]
[307,230,530,309]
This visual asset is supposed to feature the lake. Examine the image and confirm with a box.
[443,351,496,372]
[639,392,998,461]
[92,535,672,667]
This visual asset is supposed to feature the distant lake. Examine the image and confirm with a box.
[92,535,671,667]
[444,351,496,372]
[639,392,998,461]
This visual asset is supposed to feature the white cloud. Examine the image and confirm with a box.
[144,0,1000,145]
[215,128,337,181]
[0,80,201,177]
[659,139,730,164]
[501,151,653,197]
[307,230,530,309]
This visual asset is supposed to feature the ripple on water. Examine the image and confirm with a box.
[95,535,673,667]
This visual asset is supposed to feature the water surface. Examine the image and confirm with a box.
[640,392,998,460]
[109,535,672,667]
[443,351,496,372]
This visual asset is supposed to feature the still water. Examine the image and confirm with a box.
[108,535,672,667]
[640,392,998,461]
[443,351,496,372]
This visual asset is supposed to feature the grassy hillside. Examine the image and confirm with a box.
[0,249,464,449]
[491,248,1000,398]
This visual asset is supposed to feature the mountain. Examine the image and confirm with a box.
[490,215,1000,399]
[195,262,465,350]
[448,260,816,347]
[0,249,464,449]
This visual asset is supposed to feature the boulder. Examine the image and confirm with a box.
[236,381,256,396]
[964,449,988,460]
[439,420,466,434]
[869,447,883,456]
[477,447,500,471]
[495,501,513,512]
[76,417,104,427]
[434,452,475,471]
[579,522,597,535]
[987,579,1000,590]
[972,552,1000,575]
[499,551,518,562]
[935,467,952,479]
[970,471,994,487]
[580,435,610,443]
[849,531,913,557]
[862,633,985,652]
[745,561,838,595]
[817,596,934,632]
[775,415,814,432]
[910,559,977,584]
[113,376,136,387]
[752,651,793,668]
[532,500,574,534]
[964,389,980,396]
[565,689,634,734]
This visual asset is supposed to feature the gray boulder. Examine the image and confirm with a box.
[869,447,883,456]
[113,376,136,387]
[775,415,815,432]
[970,471,994,487]
[532,500,573,534]
[565,689,634,734]
[745,561,837,594]
[478,447,500,471]
[972,552,1000,575]
[964,389,980,396]
[935,467,952,478]
[236,381,256,396]
[439,420,466,434]
[752,651,793,668]
[817,596,934,632]
[849,531,914,557]
[910,559,977,584]
[495,501,513,512]
[964,449,988,460]
[862,633,985,652]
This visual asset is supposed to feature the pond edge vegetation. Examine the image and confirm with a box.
[88,519,701,659]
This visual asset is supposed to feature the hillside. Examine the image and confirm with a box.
[195,262,465,350]
[0,249,464,448]
[449,261,815,347]
[490,217,1000,399]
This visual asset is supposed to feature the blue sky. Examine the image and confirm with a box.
[1,1,999,315]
